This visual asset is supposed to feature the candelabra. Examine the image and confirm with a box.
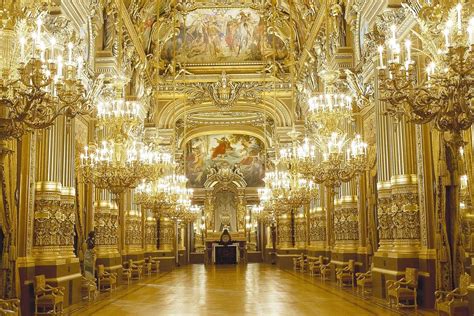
[377,1,473,289]
[0,8,91,140]
[377,2,474,148]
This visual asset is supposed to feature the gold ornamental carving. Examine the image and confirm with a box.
[334,206,359,241]
[309,212,326,242]
[277,216,292,248]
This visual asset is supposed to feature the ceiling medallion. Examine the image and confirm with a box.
[182,71,268,110]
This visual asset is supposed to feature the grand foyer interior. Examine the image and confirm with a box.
[0,0,473,315]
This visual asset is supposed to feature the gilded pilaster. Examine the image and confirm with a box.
[389,115,420,253]
[204,189,214,233]
[333,194,359,253]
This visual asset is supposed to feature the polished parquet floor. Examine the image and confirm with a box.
[69,264,434,316]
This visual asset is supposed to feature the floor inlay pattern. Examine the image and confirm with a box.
[68,264,435,316]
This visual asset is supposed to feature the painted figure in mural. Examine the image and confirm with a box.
[212,137,233,159]
[236,12,252,55]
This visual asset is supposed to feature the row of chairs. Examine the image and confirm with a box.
[96,257,161,293]
[293,254,357,286]
[0,256,162,315]
[293,253,471,315]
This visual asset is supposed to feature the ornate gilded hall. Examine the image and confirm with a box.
[0,0,473,315]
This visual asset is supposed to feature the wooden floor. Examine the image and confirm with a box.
[68,264,435,316]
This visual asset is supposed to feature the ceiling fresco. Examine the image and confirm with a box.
[160,7,287,64]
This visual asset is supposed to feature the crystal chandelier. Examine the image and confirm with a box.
[96,96,143,141]
[136,170,194,219]
[377,2,474,147]
[298,70,368,187]
[0,7,91,140]
[263,169,316,210]
[306,71,353,135]
[80,77,173,194]
[161,172,194,219]
[80,139,164,194]
[307,132,368,188]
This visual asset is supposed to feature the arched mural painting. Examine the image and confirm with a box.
[185,133,265,188]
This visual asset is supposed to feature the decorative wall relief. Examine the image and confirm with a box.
[391,192,421,240]
[95,208,119,248]
[145,219,158,250]
[376,192,421,242]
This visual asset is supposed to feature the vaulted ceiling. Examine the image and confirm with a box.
[115,0,329,147]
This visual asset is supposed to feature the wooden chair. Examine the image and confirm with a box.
[143,261,152,277]
[122,267,132,285]
[435,273,470,316]
[149,257,160,274]
[356,263,373,295]
[336,260,355,287]
[299,256,310,273]
[293,253,304,271]
[386,268,418,308]
[81,276,98,301]
[34,274,65,315]
[128,260,143,280]
[0,298,20,315]
[320,260,331,281]
[97,264,117,292]
[309,256,324,277]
